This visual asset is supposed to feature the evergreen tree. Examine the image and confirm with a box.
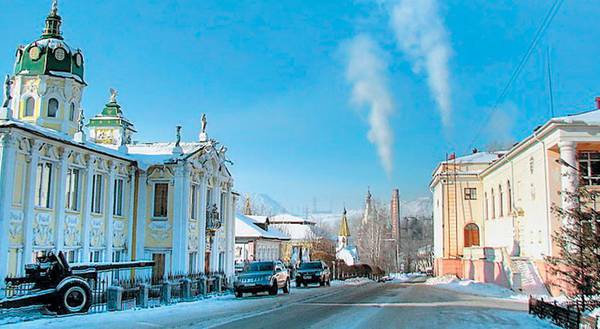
[548,187,600,311]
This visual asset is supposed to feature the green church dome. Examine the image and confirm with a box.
[13,1,85,84]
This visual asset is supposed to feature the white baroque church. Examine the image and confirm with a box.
[0,2,237,291]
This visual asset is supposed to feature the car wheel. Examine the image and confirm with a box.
[302,282,307,288]
[283,280,290,294]
[268,281,278,295]
[235,290,243,298]
[295,280,301,288]
[56,281,92,315]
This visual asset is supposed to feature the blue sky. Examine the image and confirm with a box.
[1,1,600,213]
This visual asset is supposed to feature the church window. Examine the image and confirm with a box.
[491,189,496,219]
[464,188,477,200]
[91,174,104,214]
[578,152,600,186]
[69,103,76,121]
[153,183,169,218]
[499,185,504,217]
[507,180,512,214]
[47,98,59,118]
[66,168,80,211]
[24,97,35,117]
[35,162,53,208]
[190,184,198,219]
[113,178,124,216]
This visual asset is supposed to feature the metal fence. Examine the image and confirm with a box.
[529,296,598,329]
[1,271,228,317]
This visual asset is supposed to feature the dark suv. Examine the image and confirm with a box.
[234,261,290,297]
[295,261,331,287]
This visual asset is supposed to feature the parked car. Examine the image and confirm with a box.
[295,261,331,287]
[234,261,290,298]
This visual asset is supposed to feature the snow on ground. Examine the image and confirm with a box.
[330,277,373,286]
[426,275,528,301]
[388,272,424,283]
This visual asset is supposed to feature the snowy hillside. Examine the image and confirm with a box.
[400,197,433,217]
[236,193,288,216]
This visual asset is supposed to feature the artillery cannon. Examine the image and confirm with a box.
[0,251,154,314]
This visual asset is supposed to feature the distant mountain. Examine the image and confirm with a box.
[237,193,288,216]
[400,197,433,217]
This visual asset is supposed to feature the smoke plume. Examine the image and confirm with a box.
[345,34,395,176]
[390,0,452,126]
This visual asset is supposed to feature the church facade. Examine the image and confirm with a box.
[0,2,236,289]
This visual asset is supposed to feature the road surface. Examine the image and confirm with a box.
[6,277,555,329]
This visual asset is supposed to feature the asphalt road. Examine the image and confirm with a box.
[7,277,551,329]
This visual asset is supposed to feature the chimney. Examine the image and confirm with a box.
[596,97,600,110]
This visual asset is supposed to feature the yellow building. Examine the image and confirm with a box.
[431,99,600,296]
[0,2,236,291]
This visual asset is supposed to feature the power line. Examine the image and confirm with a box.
[547,44,555,118]
[467,0,564,151]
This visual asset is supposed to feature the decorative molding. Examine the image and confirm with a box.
[64,215,80,247]
[8,211,23,241]
[113,220,126,248]
[33,213,53,246]
[188,221,198,251]
[90,217,104,247]
[149,221,170,241]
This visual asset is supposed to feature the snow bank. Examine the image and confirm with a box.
[388,272,424,283]
[426,275,528,301]
[330,277,372,286]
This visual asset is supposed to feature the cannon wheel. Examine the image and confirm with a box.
[56,280,92,314]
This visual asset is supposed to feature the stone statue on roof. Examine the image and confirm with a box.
[2,75,12,108]
[77,107,85,132]
[175,125,182,147]
[109,88,118,103]
[201,113,207,133]
[51,0,58,15]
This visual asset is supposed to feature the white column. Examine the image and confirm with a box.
[54,148,70,253]
[225,189,236,277]
[0,133,18,293]
[171,164,186,273]
[559,141,578,224]
[181,167,191,273]
[105,163,116,261]
[81,155,96,261]
[211,182,223,272]
[126,168,136,261]
[135,171,147,262]
[197,175,208,273]
[21,140,41,273]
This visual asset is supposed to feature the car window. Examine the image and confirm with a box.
[244,262,274,272]
[300,262,323,269]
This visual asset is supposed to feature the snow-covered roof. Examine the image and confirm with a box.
[0,119,133,161]
[247,215,269,224]
[452,151,506,164]
[124,142,206,168]
[270,213,316,225]
[235,214,290,241]
[553,109,600,125]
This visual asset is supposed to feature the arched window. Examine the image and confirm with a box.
[47,98,59,118]
[491,188,496,219]
[507,180,512,215]
[499,185,504,217]
[24,97,35,117]
[464,223,480,247]
[69,103,76,121]
[484,192,488,220]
